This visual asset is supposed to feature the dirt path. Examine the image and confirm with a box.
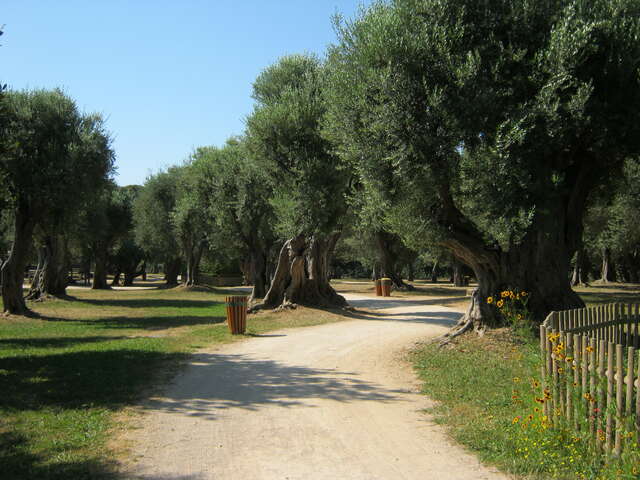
[122,294,509,480]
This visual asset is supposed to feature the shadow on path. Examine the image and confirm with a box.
[141,352,406,420]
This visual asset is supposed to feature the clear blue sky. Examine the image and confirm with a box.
[2,1,369,186]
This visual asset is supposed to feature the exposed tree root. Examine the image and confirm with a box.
[436,287,486,347]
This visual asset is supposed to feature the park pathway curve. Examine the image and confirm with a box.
[122,294,509,480]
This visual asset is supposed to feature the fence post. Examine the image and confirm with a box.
[573,333,581,429]
[566,333,573,422]
[540,325,549,419]
[606,341,614,453]
[615,343,624,456]
[596,339,606,452]
[589,337,597,438]
[552,329,560,423]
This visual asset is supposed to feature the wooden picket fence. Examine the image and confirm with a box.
[540,304,640,456]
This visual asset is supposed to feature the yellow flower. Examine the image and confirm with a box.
[585,345,594,353]
[497,300,504,308]
[521,291,528,297]
[487,296,494,304]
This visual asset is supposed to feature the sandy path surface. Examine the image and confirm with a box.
[122,294,509,480]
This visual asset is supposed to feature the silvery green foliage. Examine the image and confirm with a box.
[246,54,349,238]
[325,0,640,254]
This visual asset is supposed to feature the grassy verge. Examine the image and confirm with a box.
[412,314,640,478]
[0,286,345,480]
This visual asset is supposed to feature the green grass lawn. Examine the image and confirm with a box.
[0,286,345,480]
[411,286,640,480]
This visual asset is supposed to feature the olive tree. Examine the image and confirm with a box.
[26,113,115,299]
[195,138,276,301]
[133,168,183,286]
[326,0,640,331]
[171,161,208,287]
[246,54,350,309]
[1,90,114,313]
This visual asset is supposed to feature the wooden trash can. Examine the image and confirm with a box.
[380,278,392,297]
[225,295,247,334]
[374,279,382,296]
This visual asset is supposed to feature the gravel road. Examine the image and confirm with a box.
[122,294,509,480]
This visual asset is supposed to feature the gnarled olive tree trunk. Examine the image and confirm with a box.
[451,258,466,287]
[122,261,145,286]
[256,233,346,310]
[374,231,414,290]
[183,241,204,287]
[600,247,615,283]
[571,249,588,287]
[429,257,439,283]
[435,157,600,340]
[92,248,110,289]
[26,234,69,300]
[443,207,584,337]
[1,205,35,314]
[248,249,268,302]
[164,257,181,286]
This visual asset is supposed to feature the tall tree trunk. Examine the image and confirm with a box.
[601,247,613,283]
[452,258,465,287]
[438,156,595,337]
[240,257,252,286]
[256,233,347,310]
[111,271,121,286]
[92,249,109,289]
[249,249,268,302]
[183,241,204,287]
[430,258,439,283]
[375,231,414,290]
[571,248,587,286]
[1,206,36,314]
[26,234,69,299]
[444,214,584,335]
[164,257,181,286]
[123,272,136,286]
[407,262,415,282]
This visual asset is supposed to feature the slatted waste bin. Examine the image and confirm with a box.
[225,296,247,334]
[380,278,392,297]
[374,279,382,296]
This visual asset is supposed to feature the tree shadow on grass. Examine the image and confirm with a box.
[65,296,222,310]
[0,349,187,411]
[80,315,226,330]
[0,429,201,480]
[0,345,221,480]
[0,336,130,349]
[0,431,118,480]
[38,314,226,330]
[140,352,406,420]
